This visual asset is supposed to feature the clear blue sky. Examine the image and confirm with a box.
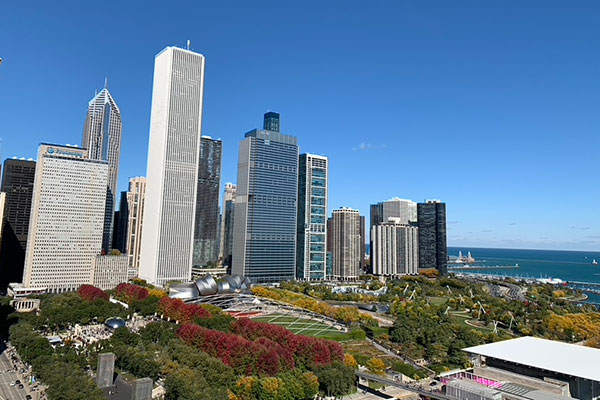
[1,1,599,251]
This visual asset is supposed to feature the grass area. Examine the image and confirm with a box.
[426,296,447,306]
[252,314,346,338]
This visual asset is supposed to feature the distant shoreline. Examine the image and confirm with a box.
[448,246,600,254]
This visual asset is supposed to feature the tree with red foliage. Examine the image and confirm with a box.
[158,297,211,324]
[116,283,149,303]
[77,285,109,302]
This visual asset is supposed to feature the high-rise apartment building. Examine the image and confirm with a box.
[139,46,205,287]
[22,144,108,292]
[0,158,36,289]
[126,177,146,278]
[82,85,122,251]
[296,154,328,280]
[192,136,222,268]
[370,198,417,271]
[0,193,5,243]
[330,208,362,280]
[370,198,417,227]
[417,200,447,275]
[372,220,419,276]
[219,183,236,267]
[232,113,299,283]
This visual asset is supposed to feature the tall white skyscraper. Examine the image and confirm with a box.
[126,177,146,278]
[22,144,108,293]
[296,154,328,280]
[82,84,122,251]
[371,220,419,276]
[330,207,362,280]
[139,46,206,286]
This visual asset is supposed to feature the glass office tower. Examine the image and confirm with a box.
[417,200,447,275]
[232,113,299,283]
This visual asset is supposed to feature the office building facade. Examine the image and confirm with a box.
[232,113,299,283]
[82,86,122,251]
[219,183,236,267]
[139,46,205,286]
[417,200,447,274]
[296,154,328,280]
[371,221,419,276]
[370,198,417,227]
[126,177,146,278]
[22,144,108,292]
[330,208,362,279]
[91,254,129,290]
[0,158,36,289]
[192,136,222,268]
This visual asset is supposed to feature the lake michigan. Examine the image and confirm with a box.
[447,246,600,304]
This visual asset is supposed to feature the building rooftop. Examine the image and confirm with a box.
[464,336,600,382]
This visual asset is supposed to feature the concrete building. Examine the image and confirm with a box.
[0,158,36,290]
[417,200,447,274]
[139,46,205,286]
[460,337,600,400]
[330,208,362,280]
[96,353,116,388]
[232,112,299,283]
[91,254,129,290]
[82,84,122,251]
[126,177,146,278]
[371,220,419,276]
[22,144,108,293]
[219,183,236,268]
[296,154,328,280]
[192,136,222,269]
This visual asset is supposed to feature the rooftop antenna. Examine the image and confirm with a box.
[104,76,109,90]
[187,40,191,50]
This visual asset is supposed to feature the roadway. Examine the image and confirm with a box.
[355,371,453,400]
[0,347,27,400]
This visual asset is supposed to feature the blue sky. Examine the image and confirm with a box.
[1,1,599,251]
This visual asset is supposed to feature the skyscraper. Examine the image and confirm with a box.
[139,46,205,287]
[369,198,417,271]
[82,84,122,251]
[296,154,328,280]
[372,220,419,276]
[112,191,128,253]
[192,136,222,268]
[417,200,447,275]
[126,177,146,278]
[232,113,299,283]
[22,144,108,292]
[0,158,36,290]
[330,208,362,280]
[219,183,236,268]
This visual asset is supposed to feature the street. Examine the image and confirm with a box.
[0,347,27,400]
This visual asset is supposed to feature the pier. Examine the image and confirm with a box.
[448,264,520,270]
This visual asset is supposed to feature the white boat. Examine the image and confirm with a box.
[593,259,598,265]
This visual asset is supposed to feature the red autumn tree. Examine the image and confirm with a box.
[77,284,109,301]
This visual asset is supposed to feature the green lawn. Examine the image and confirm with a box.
[252,314,346,338]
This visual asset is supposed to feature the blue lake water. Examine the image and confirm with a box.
[447,247,600,304]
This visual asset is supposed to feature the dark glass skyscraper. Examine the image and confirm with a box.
[417,201,447,275]
[112,191,129,253]
[232,113,299,283]
[192,136,222,268]
[263,111,280,133]
[0,158,36,289]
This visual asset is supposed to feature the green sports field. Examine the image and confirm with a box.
[251,314,345,338]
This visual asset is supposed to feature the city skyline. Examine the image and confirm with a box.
[2,1,600,251]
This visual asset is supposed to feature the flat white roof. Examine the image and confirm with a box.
[464,336,600,382]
